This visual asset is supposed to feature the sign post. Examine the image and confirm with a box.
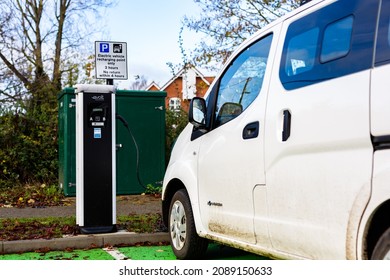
[95,41,128,85]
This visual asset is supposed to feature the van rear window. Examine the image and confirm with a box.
[321,16,353,63]
[280,0,378,90]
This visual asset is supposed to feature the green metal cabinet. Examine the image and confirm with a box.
[58,88,77,196]
[57,88,166,196]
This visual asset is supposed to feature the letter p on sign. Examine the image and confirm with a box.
[100,43,109,53]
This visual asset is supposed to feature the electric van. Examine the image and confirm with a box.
[162,0,390,259]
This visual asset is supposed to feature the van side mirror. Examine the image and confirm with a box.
[189,97,207,128]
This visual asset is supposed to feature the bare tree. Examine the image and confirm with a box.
[129,75,149,90]
[183,0,300,68]
[0,0,116,107]
[0,0,116,186]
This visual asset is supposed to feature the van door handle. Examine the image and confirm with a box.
[282,110,291,142]
[243,121,259,140]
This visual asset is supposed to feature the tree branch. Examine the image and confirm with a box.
[0,51,31,89]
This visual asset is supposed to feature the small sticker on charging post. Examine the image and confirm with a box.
[94,128,102,139]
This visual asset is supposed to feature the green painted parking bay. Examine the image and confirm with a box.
[0,244,269,260]
[0,248,115,260]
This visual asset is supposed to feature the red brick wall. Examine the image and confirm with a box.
[163,77,215,112]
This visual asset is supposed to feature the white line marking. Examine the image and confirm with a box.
[103,247,130,260]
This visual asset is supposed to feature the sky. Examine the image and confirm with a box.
[102,0,210,89]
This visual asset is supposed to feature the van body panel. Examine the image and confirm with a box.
[358,150,390,258]
[162,124,207,234]
[345,180,372,259]
[196,24,282,245]
[260,0,378,258]
[371,0,390,140]
[371,64,390,137]
[265,68,373,259]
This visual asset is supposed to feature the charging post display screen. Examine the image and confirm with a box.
[88,104,107,127]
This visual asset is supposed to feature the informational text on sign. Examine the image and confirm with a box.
[95,41,128,80]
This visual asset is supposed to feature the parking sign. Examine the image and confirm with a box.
[95,41,127,80]
[100,43,110,53]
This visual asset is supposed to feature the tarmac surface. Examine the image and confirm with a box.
[0,195,170,254]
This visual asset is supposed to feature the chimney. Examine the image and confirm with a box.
[182,66,197,100]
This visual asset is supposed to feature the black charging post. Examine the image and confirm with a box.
[75,84,117,234]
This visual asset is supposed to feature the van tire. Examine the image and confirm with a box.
[371,228,390,260]
[169,189,208,259]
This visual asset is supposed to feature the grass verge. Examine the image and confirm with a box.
[0,214,165,241]
[0,184,65,208]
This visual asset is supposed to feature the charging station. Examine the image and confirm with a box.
[75,84,116,234]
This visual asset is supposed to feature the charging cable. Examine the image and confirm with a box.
[116,114,147,190]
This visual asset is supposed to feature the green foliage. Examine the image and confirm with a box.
[0,94,58,188]
[0,0,116,189]
[165,109,189,165]
[144,184,162,196]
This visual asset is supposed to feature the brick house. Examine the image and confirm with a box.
[145,64,214,112]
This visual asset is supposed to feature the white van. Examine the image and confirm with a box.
[162,0,390,260]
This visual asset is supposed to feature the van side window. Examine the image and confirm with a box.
[285,28,319,76]
[375,0,390,66]
[280,0,379,90]
[213,34,273,128]
[321,16,353,63]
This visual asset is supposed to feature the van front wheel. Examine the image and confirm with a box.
[371,228,390,260]
[169,189,208,259]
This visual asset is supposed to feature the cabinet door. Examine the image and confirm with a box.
[116,94,165,194]
[58,91,76,196]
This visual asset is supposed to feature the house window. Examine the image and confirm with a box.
[169,98,181,111]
